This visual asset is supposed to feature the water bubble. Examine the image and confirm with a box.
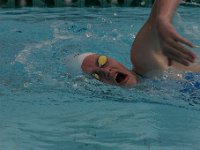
[102,18,106,22]
[113,13,117,16]
[87,24,92,29]
[24,82,31,88]
[129,33,135,39]
[86,32,92,38]
[112,28,117,32]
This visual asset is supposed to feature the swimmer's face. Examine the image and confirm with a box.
[81,54,138,87]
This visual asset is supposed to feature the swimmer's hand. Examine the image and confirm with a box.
[156,18,196,66]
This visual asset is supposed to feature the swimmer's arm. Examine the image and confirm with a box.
[131,20,169,75]
[150,0,181,22]
[131,0,196,75]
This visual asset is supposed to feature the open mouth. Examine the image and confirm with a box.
[115,72,127,84]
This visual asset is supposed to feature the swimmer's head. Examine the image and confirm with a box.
[80,53,138,87]
[64,52,94,76]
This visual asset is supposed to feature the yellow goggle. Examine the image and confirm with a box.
[92,55,108,80]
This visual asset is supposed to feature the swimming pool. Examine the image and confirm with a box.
[0,6,200,150]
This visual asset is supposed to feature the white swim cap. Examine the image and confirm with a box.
[64,52,95,76]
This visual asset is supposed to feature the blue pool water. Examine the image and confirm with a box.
[0,7,200,150]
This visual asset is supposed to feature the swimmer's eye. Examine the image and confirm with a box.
[98,55,108,67]
[92,73,100,80]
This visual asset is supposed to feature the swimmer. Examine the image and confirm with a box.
[66,0,199,88]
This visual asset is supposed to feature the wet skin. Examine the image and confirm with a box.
[81,54,138,87]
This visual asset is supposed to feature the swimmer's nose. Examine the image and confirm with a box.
[100,67,111,73]
[100,67,115,78]
[106,67,112,71]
